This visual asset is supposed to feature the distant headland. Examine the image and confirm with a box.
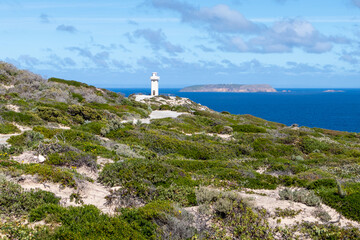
[179,84,277,93]
[323,90,344,93]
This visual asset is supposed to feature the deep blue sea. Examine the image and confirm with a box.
[108,88,360,133]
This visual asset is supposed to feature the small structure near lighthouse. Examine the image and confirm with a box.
[150,72,159,96]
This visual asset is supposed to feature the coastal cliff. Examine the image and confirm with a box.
[180,84,277,92]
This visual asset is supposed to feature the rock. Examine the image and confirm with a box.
[294,155,304,161]
[38,155,46,163]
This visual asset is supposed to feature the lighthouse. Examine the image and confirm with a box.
[150,72,159,96]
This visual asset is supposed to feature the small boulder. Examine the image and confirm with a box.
[38,155,46,163]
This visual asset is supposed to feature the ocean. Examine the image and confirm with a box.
[108,88,360,133]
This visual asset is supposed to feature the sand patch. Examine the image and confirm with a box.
[239,188,360,228]
[12,151,45,164]
[0,84,14,90]
[122,110,186,124]
[5,104,20,112]
[14,175,115,214]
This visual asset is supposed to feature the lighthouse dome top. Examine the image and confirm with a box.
[150,72,160,81]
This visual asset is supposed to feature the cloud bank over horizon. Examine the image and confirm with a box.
[1,0,360,88]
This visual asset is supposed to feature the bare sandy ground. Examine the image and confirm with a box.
[5,104,20,112]
[185,188,360,236]
[9,156,116,214]
[16,174,115,214]
[239,188,360,229]
[122,110,186,124]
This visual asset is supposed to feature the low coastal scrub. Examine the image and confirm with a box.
[1,62,360,238]
[99,159,198,206]
[0,179,59,216]
[0,123,20,134]
[279,188,321,206]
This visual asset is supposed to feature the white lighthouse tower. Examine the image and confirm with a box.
[150,72,159,96]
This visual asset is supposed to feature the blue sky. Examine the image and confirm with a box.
[1,0,360,88]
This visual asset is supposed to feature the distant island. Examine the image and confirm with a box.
[323,90,344,93]
[180,84,277,92]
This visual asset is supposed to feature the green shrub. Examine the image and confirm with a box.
[0,220,50,239]
[297,169,332,181]
[1,111,42,126]
[299,222,360,239]
[46,151,97,170]
[48,77,92,88]
[30,204,146,240]
[33,126,62,139]
[99,159,197,205]
[0,179,59,216]
[25,164,77,187]
[300,137,330,154]
[195,187,273,239]
[313,208,331,222]
[68,105,102,121]
[120,201,175,239]
[274,207,302,218]
[232,124,267,133]
[307,179,337,190]
[58,129,97,144]
[0,123,20,134]
[37,106,69,124]
[159,104,171,110]
[29,203,63,222]
[71,92,84,102]
[318,190,360,222]
[7,131,44,149]
[76,121,107,135]
[279,188,321,206]
[128,131,240,160]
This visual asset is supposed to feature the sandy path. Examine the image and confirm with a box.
[122,110,185,124]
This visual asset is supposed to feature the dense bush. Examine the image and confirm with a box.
[7,131,44,149]
[48,77,92,88]
[0,179,59,216]
[232,124,267,133]
[279,188,321,206]
[125,130,241,160]
[0,123,20,134]
[29,204,146,239]
[76,121,107,135]
[1,111,43,125]
[318,188,360,222]
[299,137,330,153]
[46,151,97,170]
[71,92,84,102]
[68,105,102,122]
[196,187,273,239]
[99,159,197,206]
[33,126,62,139]
[37,106,70,124]
[307,178,337,190]
[25,164,78,187]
